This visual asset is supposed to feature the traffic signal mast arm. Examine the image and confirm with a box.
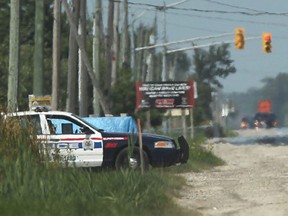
[135,29,271,54]
[166,36,260,54]
[135,32,232,52]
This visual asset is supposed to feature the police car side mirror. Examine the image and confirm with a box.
[81,126,93,134]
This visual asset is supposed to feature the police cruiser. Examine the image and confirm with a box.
[7,108,189,169]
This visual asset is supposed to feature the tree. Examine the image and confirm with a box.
[110,67,135,115]
[104,0,114,111]
[166,51,191,81]
[62,0,110,114]
[120,0,129,67]
[261,73,288,126]
[191,44,236,124]
[133,24,159,81]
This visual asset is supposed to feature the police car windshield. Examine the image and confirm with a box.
[71,114,102,131]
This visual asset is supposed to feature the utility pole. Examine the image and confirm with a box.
[160,0,187,82]
[121,0,129,67]
[160,0,187,135]
[52,0,61,110]
[92,0,102,115]
[34,0,44,96]
[78,0,88,116]
[8,0,19,112]
[111,1,119,87]
[161,1,167,82]
[105,0,114,102]
[66,0,79,113]
[62,0,110,114]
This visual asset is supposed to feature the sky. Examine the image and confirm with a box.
[89,0,288,93]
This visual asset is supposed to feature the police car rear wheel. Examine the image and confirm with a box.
[115,147,149,170]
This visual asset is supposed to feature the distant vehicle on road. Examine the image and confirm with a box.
[254,112,277,129]
[240,116,254,129]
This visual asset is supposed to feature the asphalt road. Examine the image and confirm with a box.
[175,128,288,216]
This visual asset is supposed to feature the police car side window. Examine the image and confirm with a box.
[47,116,83,135]
[30,115,42,134]
[18,115,42,135]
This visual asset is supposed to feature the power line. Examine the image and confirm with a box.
[121,1,288,16]
[202,0,267,13]
[165,11,287,27]
[164,7,288,16]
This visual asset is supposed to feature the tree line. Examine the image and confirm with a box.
[2,0,237,128]
[227,72,288,127]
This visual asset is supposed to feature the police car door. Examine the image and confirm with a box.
[44,114,103,167]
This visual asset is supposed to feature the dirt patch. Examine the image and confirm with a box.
[176,130,288,216]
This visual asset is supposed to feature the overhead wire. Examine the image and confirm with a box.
[125,0,287,50]
[121,1,288,16]
[165,11,287,27]
[125,0,288,33]
[201,0,268,13]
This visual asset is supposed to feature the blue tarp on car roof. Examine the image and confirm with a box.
[83,116,138,133]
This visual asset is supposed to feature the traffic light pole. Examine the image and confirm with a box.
[135,32,232,52]
[166,36,261,54]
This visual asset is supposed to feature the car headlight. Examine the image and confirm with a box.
[154,141,175,148]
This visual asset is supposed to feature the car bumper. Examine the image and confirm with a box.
[177,135,189,164]
[149,135,189,167]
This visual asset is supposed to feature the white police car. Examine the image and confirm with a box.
[8,108,189,169]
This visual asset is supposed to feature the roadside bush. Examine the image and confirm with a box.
[0,112,221,216]
[167,131,225,173]
[0,114,191,216]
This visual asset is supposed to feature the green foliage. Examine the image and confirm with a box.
[167,51,191,81]
[110,67,136,115]
[0,1,55,109]
[193,44,236,88]
[191,44,236,125]
[0,168,191,216]
[0,114,41,163]
[167,132,225,173]
[261,73,288,126]
[135,109,166,130]
[0,112,223,216]
[228,72,288,127]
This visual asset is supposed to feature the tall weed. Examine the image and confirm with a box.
[0,114,190,216]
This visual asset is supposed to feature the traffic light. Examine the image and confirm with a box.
[262,33,272,53]
[234,28,245,49]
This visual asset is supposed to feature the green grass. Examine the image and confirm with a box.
[0,168,189,216]
[166,132,225,173]
[0,114,223,216]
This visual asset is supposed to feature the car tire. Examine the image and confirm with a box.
[115,147,149,170]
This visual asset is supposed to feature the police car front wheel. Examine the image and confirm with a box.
[115,147,149,170]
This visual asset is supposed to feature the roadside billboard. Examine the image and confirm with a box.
[135,81,195,109]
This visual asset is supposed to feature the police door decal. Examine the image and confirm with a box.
[83,139,94,151]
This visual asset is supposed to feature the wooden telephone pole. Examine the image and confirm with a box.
[62,0,110,114]
[52,0,61,110]
[33,0,44,96]
[8,0,20,112]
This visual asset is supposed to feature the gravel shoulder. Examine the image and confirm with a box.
[175,129,288,216]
